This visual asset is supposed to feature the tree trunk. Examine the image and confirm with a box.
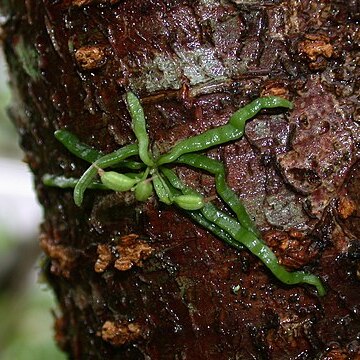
[1,0,360,359]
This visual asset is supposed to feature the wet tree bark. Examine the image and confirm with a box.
[1,1,360,359]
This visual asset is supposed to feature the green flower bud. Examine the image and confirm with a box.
[173,194,205,210]
[135,180,153,201]
[100,171,138,192]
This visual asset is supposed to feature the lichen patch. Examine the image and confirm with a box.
[94,234,154,273]
[39,232,76,278]
[338,195,356,220]
[115,234,154,271]
[298,34,334,70]
[94,244,113,273]
[75,45,106,70]
[260,80,290,99]
[13,35,40,79]
[71,0,120,6]
[101,320,142,347]
[128,47,228,93]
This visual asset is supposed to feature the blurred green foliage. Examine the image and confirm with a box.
[0,286,66,360]
[0,59,66,359]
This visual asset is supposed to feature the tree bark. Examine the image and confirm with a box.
[1,0,360,359]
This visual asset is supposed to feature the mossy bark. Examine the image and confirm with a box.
[1,1,360,359]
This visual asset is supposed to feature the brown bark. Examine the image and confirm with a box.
[1,0,360,359]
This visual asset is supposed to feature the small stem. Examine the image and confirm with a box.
[42,174,108,190]
[93,163,104,177]
[73,143,139,206]
[204,194,217,203]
